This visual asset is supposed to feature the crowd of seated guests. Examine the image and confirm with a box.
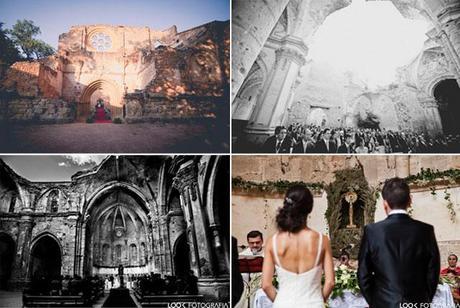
[250,123,460,153]
[134,271,198,296]
[26,275,104,300]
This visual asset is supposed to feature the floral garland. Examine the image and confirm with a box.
[232,177,324,194]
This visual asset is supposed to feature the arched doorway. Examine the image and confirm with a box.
[29,235,61,279]
[0,233,15,289]
[434,79,460,135]
[173,233,190,277]
[307,108,328,127]
[78,80,123,122]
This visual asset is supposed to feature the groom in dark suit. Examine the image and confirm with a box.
[358,177,440,308]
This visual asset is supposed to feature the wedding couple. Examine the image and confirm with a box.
[262,177,440,308]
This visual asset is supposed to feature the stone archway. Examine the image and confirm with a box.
[172,233,191,277]
[434,79,460,135]
[0,233,15,289]
[307,108,328,127]
[29,234,62,279]
[79,80,123,122]
[168,188,189,276]
[82,187,153,277]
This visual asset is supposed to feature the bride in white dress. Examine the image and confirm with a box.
[262,185,335,308]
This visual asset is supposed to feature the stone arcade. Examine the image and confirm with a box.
[232,0,460,144]
[1,21,229,123]
[0,156,229,301]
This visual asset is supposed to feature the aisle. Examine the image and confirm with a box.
[102,288,138,307]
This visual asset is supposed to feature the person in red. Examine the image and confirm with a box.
[441,254,460,304]
[441,253,460,276]
[441,254,460,276]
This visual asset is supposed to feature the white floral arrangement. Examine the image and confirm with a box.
[331,265,360,299]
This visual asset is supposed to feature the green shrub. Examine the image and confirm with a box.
[86,115,94,123]
[113,118,123,124]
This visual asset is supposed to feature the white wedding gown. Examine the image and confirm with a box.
[272,231,324,308]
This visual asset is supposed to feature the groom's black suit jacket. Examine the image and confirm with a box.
[358,214,440,308]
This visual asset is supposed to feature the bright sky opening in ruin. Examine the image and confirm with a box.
[308,0,430,89]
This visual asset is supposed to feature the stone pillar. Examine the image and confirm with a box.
[281,75,302,126]
[173,160,223,300]
[10,215,34,289]
[245,36,307,144]
[232,0,291,101]
[420,97,443,136]
[437,4,460,84]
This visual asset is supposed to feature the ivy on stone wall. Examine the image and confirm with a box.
[403,168,458,223]
[324,166,377,259]
[232,177,324,194]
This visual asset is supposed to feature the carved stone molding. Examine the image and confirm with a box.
[419,98,439,109]
[275,46,307,67]
[172,161,198,193]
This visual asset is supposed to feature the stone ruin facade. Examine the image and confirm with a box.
[232,0,460,143]
[0,21,229,123]
[0,156,230,301]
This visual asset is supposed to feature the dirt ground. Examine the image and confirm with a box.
[0,122,229,153]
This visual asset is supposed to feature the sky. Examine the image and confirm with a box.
[1,155,107,181]
[308,0,430,89]
[0,0,229,49]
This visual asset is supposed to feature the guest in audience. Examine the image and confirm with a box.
[337,134,354,154]
[262,126,291,153]
[293,129,316,153]
[315,128,337,153]
[355,137,369,154]
[251,123,460,154]
[239,230,264,257]
[441,254,460,276]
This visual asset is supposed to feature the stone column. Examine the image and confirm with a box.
[437,5,460,84]
[173,160,223,299]
[232,0,291,101]
[10,215,34,289]
[245,36,307,144]
[420,97,443,136]
[281,75,302,126]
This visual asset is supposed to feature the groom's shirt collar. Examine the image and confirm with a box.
[388,209,408,215]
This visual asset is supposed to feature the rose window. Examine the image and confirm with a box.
[90,32,112,51]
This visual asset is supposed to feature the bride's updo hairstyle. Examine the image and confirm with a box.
[276,185,313,233]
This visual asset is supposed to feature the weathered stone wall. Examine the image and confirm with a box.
[124,94,220,121]
[1,61,62,99]
[0,97,76,123]
[232,155,460,261]
[1,21,229,123]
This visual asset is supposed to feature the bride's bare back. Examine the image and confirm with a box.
[274,229,324,274]
[262,227,335,305]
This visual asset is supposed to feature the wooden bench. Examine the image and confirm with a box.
[135,293,205,308]
[22,294,89,307]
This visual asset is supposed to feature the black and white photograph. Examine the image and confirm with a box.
[0,155,230,307]
[232,0,460,153]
